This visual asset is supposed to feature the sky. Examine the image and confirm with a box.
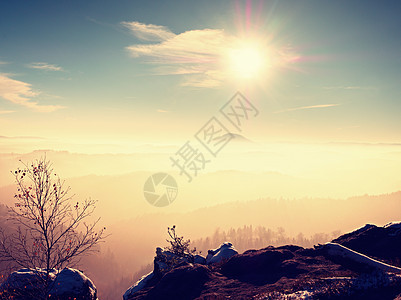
[1,3,401,272]
[2,3,401,295]
[1,0,401,152]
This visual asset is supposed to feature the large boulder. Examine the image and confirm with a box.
[124,247,208,299]
[333,222,401,265]
[220,245,303,285]
[206,242,238,265]
[321,242,401,273]
[49,268,97,300]
[0,268,57,300]
[136,264,213,300]
[123,272,154,300]
[0,267,97,300]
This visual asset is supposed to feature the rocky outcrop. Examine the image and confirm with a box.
[0,268,56,300]
[124,244,238,300]
[132,264,213,300]
[124,246,209,300]
[124,223,401,299]
[0,267,97,300]
[321,242,401,273]
[123,272,154,299]
[333,222,401,265]
[48,268,97,300]
[221,245,305,285]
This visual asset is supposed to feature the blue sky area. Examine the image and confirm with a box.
[0,0,400,147]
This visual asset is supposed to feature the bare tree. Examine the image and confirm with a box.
[0,157,106,290]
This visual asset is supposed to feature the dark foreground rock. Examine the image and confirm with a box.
[133,264,214,300]
[333,222,401,266]
[0,267,97,300]
[124,223,401,300]
[221,245,305,285]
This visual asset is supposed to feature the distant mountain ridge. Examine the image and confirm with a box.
[221,132,256,144]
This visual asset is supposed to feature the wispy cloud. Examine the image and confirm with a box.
[122,21,298,88]
[337,125,360,131]
[0,73,64,112]
[323,86,375,90]
[122,21,175,42]
[125,28,229,60]
[157,109,169,113]
[274,104,340,113]
[0,110,14,114]
[124,26,232,87]
[0,61,9,65]
[28,62,63,71]
[0,135,44,139]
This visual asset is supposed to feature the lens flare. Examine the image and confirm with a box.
[228,43,268,79]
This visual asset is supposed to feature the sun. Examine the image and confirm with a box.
[228,43,267,79]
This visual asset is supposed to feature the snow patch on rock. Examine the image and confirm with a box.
[123,271,154,300]
[323,242,401,273]
[384,222,401,236]
[0,268,57,295]
[384,222,401,229]
[49,268,97,299]
[0,267,97,300]
[206,242,238,265]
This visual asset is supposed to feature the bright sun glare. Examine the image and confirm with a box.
[228,44,266,79]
